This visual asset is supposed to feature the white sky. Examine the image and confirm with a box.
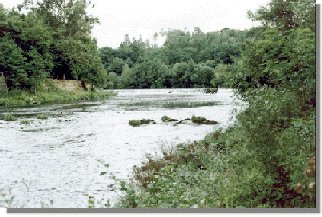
[1,0,272,48]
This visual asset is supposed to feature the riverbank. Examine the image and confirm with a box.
[0,88,243,208]
[118,89,316,208]
[0,89,115,107]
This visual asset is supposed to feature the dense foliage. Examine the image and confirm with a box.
[119,0,316,208]
[99,28,249,89]
[0,0,106,92]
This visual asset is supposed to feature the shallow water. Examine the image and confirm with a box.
[0,88,245,208]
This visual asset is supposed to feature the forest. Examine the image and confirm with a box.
[99,28,249,89]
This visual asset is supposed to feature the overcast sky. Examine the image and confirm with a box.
[1,0,272,48]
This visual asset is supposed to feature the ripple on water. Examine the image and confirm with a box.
[0,88,246,208]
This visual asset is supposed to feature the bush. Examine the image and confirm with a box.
[20,120,31,124]
[119,88,315,208]
[36,114,48,120]
[1,114,17,121]
[0,89,114,107]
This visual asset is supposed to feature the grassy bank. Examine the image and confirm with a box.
[0,89,115,107]
[118,89,316,208]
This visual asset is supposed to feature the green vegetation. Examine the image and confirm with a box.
[0,191,14,207]
[99,28,249,89]
[129,119,156,127]
[0,0,316,209]
[0,0,108,106]
[0,76,7,93]
[20,120,31,124]
[0,114,17,121]
[0,89,113,107]
[119,0,316,208]
[36,114,48,120]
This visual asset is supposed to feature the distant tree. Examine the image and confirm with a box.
[108,57,125,75]
[98,28,250,89]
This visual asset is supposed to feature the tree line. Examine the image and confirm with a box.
[0,0,277,92]
[99,28,251,89]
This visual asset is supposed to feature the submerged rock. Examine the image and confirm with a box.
[171,116,218,126]
[191,116,219,125]
[205,88,218,94]
[173,119,190,126]
[129,119,156,127]
[161,116,178,122]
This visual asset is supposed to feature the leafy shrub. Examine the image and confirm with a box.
[36,114,48,120]
[20,120,31,124]
[2,114,17,121]
[0,89,114,107]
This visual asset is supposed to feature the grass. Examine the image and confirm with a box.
[0,89,115,107]
[36,114,48,120]
[118,128,266,208]
[118,122,315,208]
[118,89,316,208]
[20,120,31,124]
[0,114,17,121]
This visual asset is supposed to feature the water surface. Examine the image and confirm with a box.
[0,88,245,208]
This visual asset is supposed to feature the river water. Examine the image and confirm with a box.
[0,88,244,208]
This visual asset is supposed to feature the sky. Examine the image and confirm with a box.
[1,0,272,48]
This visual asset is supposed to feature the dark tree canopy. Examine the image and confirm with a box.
[0,0,106,91]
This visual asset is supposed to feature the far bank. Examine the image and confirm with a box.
[0,79,114,107]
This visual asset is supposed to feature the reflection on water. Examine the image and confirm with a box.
[0,88,245,208]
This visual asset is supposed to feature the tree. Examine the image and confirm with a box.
[22,0,104,87]
[172,61,195,88]
[108,57,125,75]
[192,63,213,87]
[0,35,26,89]
[0,7,53,91]
[119,63,134,88]
[99,47,116,69]
[248,0,315,31]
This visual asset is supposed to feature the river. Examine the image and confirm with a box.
[0,88,245,208]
